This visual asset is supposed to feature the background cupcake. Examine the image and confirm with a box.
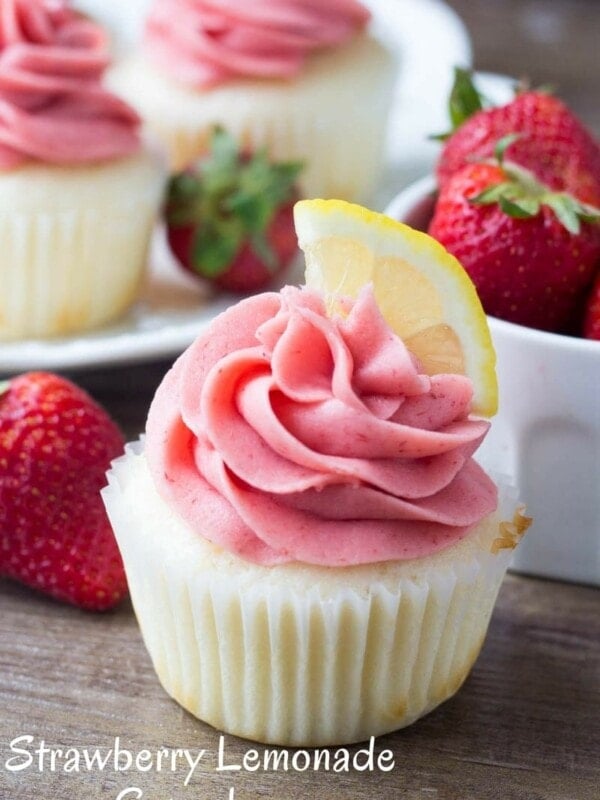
[0,0,165,341]
[107,0,396,201]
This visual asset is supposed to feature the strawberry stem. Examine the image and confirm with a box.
[167,127,303,278]
[430,67,486,141]
[470,148,600,234]
[449,67,485,130]
[494,133,521,165]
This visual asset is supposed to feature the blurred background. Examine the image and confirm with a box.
[447,0,599,132]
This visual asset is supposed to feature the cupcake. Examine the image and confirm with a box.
[103,202,530,747]
[0,0,166,341]
[107,0,396,201]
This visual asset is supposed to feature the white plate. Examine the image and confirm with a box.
[0,0,472,375]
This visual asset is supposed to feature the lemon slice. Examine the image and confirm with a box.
[294,198,498,417]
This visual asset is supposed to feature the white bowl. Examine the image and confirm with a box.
[386,176,600,586]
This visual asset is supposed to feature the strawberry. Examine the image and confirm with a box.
[583,272,600,340]
[0,372,127,611]
[436,69,600,206]
[428,143,600,332]
[166,127,303,293]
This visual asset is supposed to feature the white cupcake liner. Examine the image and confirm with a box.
[107,33,396,201]
[103,441,527,746]
[0,150,165,341]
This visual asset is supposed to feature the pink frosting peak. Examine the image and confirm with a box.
[146,286,498,567]
[144,0,371,88]
[0,0,140,168]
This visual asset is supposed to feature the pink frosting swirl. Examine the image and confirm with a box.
[0,0,140,168]
[144,0,371,88]
[146,286,498,567]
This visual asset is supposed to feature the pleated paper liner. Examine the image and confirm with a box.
[0,149,164,341]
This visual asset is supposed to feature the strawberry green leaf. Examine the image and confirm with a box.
[546,195,581,234]
[227,191,272,233]
[514,196,540,215]
[470,181,516,205]
[250,231,277,271]
[570,198,600,224]
[430,67,485,141]
[192,217,245,277]
[273,161,304,187]
[171,171,199,201]
[499,195,537,218]
[541,192,600,235]
[449,67,485,130]
[579,210,600,224]
[166,172,203,226]
[200,143,239,196]
[493,133,521,165]
[210,126,239,166]
[468,143,600,234]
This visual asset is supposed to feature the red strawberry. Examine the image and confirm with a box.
[0,372,127,611]
[583,272,600,340]
[166,127,302,293]
[428,149,600,332]
[436,69,600,206]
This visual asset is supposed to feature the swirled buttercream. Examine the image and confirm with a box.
[146,286,498,566]
[0,0,140,168]
[144,0,371,88]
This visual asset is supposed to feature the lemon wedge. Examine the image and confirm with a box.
[294,198,498,417]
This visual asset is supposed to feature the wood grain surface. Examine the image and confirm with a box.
[2,2,600,799]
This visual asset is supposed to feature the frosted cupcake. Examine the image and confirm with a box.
[0,0,166,341]
[107,0,395,201]
[103,204,530,746]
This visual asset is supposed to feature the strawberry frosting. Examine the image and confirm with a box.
[144,0,371,88]
[0,0,140,168]
[146,286,498,566]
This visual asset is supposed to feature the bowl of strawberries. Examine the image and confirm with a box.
[386,70,600,586]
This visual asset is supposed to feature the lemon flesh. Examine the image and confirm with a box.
[294,199,498,417]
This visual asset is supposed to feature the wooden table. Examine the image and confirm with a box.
[2,2,599,798]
